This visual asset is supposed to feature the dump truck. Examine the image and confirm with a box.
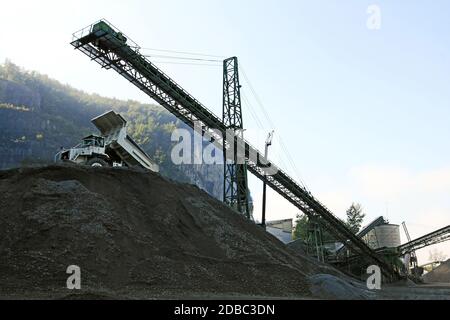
[56,110,159,172]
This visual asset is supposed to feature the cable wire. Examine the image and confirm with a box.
[140,47,226,59]
[240,64,309,190]
[139,50,308,190]
[242,93,295,188]
[143,54,221,63]
[151,60,221,67]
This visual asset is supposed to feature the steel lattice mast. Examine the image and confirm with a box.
[222,57,250,218]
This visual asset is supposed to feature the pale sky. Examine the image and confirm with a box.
[0,0,449,263]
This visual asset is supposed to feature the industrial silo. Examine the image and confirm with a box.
[373,224,401,248]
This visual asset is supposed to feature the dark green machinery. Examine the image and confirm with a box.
[92,21,127,44]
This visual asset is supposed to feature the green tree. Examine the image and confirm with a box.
[153,147,166,165]
[293,214,309,240]
[293,214,336,242]
[346,203,365,234]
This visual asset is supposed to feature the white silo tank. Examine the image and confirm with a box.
[374,224,401,248]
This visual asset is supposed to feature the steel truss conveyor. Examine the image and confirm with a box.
[71,20,398,279]
[398,225,450,255]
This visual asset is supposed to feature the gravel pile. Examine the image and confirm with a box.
[0,165,336,299]
[423,260,450,283]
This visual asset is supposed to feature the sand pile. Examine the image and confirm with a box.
[423,260,450,283]
[0,165,339,299]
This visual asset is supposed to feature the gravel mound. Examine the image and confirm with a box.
[308,274,376,300]
[423,260,450,283]
[0,165,342,299]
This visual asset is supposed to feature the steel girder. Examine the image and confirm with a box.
[222,57,251,218]
[398,225,450,255]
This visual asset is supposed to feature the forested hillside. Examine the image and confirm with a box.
[0,61,223,199]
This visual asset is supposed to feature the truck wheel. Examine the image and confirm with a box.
[86,157,109,167]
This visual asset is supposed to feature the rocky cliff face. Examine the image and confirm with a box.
[0,78,95,169]
[0,62,224,200]
[179,163,224,203]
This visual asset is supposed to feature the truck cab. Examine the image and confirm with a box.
[82,135,105,148]
[59,134,110,167]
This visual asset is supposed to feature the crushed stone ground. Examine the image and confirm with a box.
[0,165,321,299]
[423,260,450,283]
[1,165,448,300]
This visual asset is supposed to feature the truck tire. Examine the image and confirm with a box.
[86,157,109,167]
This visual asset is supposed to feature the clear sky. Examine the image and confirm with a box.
[1,0,449,263]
